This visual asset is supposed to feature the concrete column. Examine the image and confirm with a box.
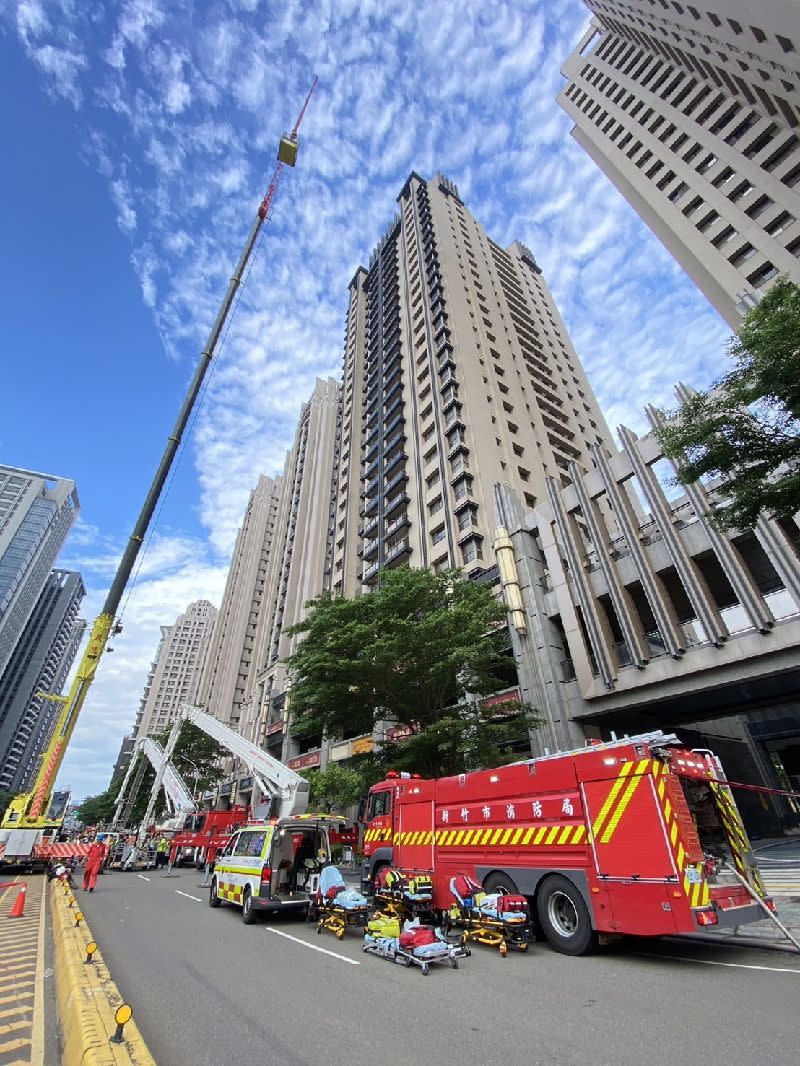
[546,477,616,689]
[755,516,800,611]
[569,460,649,668]
[653,395,773,633]
[618,425,728,646]
[494,484,583,755]
[591,444,686,658]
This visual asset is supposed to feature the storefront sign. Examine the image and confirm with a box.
[329,742,351,762]
[287,751,321,770]
[266,721,284,736]
[351,736,374,754]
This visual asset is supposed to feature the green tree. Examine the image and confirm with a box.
[301,761,375,813]
[288,566,538,778]
[656,277,800,530]
[76,789,117,826]
[156,721,225,797]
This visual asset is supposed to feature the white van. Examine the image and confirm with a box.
[209,816,341,924]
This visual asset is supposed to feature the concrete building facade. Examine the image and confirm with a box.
[0,466,79,680]
[241,379,341,783]
[330,171,616,598]
[558,1,800,326]
[495,386,800,834]
[134,599,217,738]
[196,475,282,730]
[0,569,85,792]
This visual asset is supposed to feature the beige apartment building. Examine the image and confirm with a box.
[195,475,281,730]
[558,1,800,326]
[236,378,340,782]
[134,599,217,737]
[330,171,616,599]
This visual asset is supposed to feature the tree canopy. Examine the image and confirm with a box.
[656,277,800,530]
[287,566,538,778]
[300,761,377,814]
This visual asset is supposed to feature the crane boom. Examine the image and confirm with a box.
[2,78,318,832]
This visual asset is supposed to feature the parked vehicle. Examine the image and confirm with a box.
[361,731,773,955]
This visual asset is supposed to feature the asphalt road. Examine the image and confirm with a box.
[80,868,800,1066]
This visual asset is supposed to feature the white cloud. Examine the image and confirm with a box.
[110,177,137,232]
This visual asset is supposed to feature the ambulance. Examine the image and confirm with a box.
[209,814,344,924]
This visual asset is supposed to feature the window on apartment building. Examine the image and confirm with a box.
[457,505,478,531]
[764,136,800,173]
[431,525,446,545]
[683,143,701,164]
[728,180,754,203]
[728,243,757,267]
[682,194,704,216]
[668,181,689,203]
[656,169,676,191]
[743,125,777,159]
[696,209,720,233]
[711,166,736,189]
[711,225,737,248]
[746,194,774,219]
[775,35,794,54]
[426,469,440,488]
[461,538,483,564]
[765,211,795,236]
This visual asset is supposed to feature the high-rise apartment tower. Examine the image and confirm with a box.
[245,379,341,760]
[0,466,79,679]
[196,475,282,730]
[330,171,615,597]
[0,569,85,792]
[134,599,217,737]
[558,1,800,327]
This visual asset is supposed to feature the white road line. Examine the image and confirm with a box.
[637,953,800,976]
[137,874,150,882]
[175,890,202,903]
[264,927,360,965]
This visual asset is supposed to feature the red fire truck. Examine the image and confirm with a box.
[361,732,773,954]
[170,806,249,868]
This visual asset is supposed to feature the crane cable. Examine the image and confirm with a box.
[117,213,273,627]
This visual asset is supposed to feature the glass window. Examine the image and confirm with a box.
[366,790,391,820]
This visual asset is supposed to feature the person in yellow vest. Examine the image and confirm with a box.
[156,836,169,869]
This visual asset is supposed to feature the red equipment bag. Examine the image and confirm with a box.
[452,874,481,900]
[399,926,437,949]
[496,894,528,915]
[325,885,345,900]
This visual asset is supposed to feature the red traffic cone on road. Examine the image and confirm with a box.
[9,884,26,917]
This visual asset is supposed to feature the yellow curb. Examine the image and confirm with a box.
[50,883,156,1066]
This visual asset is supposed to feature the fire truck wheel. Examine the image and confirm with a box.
[482,872,520,896]
[242,888,256,925]
[209,878,221,908]
[537,876,595,956]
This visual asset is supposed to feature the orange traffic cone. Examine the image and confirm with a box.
[9,884,26,917]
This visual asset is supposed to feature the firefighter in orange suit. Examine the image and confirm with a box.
[83,839,106,892]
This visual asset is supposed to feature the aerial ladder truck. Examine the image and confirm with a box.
[0,78,318,867]
[121,703,310,870]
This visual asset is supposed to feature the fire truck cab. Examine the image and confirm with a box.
[362,733,773,954]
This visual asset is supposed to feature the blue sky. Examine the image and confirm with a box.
[1,0,732,801]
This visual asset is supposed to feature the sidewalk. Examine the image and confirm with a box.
[0,874,45,1066]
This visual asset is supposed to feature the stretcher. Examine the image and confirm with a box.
[443,874,535,956]
[372,868,436,923]
[309,866,370,940]
[363,915,469,976]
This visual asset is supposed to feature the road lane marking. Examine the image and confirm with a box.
[264,927,360,965]
[636,953,800,975]
[175,890,202,902]
[137,874,150,882]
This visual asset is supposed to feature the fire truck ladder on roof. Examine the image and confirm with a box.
[111,736,197,829]
[127,704,311,866]
[528,731,681,765]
